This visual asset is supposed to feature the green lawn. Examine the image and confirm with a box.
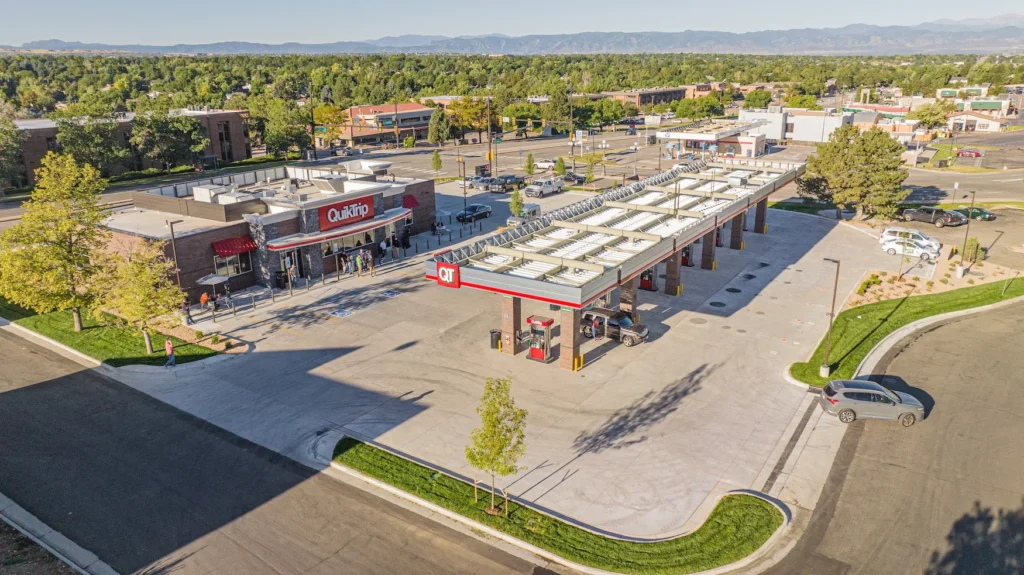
[769,200,838,216]
[791,278,1024,387]
[0,298,216,367]
[333,438,783,575]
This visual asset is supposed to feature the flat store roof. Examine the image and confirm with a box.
[426,159,805,309]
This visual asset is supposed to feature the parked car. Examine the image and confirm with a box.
[458,176,483,188]
[489,175,526,192]
[954,206,996,221]
[524,177,565,198]
[878,227,942,251]
[455,204,492,223]
[580,308,649,347]
[902,206,966,228]
[534,159,557,170]
[563,171,586,184]
[506,203,541,226]
[820,379,925,427]
[957,148,983,158]
[881,238,941,260]
[471,177,497,190]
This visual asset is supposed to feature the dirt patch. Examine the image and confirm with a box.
[0,521,77,575]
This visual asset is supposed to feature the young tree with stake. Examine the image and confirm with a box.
[524,152,535,176]
[97,239,185,355]
[431,149,443,172]
[465,375,528,514]
[509,188,524,218]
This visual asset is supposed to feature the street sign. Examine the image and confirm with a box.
[575,130,585,141]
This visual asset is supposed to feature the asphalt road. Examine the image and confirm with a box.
[765,302,1024,575]
[0,330,571,575]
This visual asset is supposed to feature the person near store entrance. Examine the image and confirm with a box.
[367,250,377,277]
[354,251,363,277]
[380,238,388,264]
[391,232,400,261]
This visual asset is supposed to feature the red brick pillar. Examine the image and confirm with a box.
[500,296,521,355]
[664,250,681,296]
[559,307,581,370]
[619,277,638,317]
[754,198,768,234]
[730,213,745,250]
[701,228,717,270]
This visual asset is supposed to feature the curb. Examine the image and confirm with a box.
[855,294,1024,377]
[0,491,120,575]
[782,364,811,390]
[328,458,791,575]
[0,319,239,374]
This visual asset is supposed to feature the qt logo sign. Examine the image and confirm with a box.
[436,262,460,288]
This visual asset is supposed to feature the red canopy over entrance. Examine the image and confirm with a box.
[211,235,257,258]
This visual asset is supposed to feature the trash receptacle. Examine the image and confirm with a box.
[274,270,287,290]
[489,329,502,350]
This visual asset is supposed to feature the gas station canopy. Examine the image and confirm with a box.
[426,159,804,309]
[655,118,767,142]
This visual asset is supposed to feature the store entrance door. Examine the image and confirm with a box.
[283,249,305,279]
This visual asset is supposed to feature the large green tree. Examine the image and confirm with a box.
[130,107,210,172]
[0,153,108,331]
[262,98,309,156]
[744,89,773,109]
[786,94,821,109]
[0,105,22,189]
[806,125,908,219]
[465,375,527,513]
[695,95,724,118]
[908,100,955,129]
[97,239,185,355]
[53,102,133,177]
[427,106,451,145]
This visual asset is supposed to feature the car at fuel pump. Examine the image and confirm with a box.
[580,308,649,347]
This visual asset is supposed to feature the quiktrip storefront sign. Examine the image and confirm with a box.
[436,262,461,288]
[318,196,374,231]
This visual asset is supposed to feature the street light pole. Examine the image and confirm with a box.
[167,219,184,289]
[820,258,841,378]
[959,190,977,267]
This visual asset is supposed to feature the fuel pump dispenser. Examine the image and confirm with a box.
[681,245,696,267]
[639,267,658,291]
[525,315,554,363]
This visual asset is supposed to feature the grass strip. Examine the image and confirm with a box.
[791,278,1024,387]
[0,297,216,367]
[333,438,782,575]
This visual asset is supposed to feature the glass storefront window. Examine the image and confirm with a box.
[214,251,252,277]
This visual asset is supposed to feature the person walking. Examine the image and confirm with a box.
[354,251,363,277]
[380,238,388,264]
[164,338,176,368]
[391,233,400,261]
[181,298,193,326]
[368,252,377,277]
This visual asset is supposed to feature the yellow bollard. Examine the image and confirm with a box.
[712,260,718,271]
[675,285,682,296]
[740,240,745,250]
[497,339,502,353]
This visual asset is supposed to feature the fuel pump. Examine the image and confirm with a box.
[525,315,554,363]
[639,267,658,291]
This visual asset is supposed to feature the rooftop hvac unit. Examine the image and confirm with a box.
[311,176,346,193]
[728,176,748,187]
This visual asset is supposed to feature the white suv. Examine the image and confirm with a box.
[878,227,941,251]
[534,159,557,170]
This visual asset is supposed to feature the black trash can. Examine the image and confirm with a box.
[489,329,502,350]
[274,270,287,290]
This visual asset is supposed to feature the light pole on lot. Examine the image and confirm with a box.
[820,258,841,379]
[959,190,977,267]
[458,157,467,215]
[167,220,184,288]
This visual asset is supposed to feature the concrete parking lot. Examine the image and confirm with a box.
[105,204,902,538]
[908,208,1024,271]
[765,302,1024,575]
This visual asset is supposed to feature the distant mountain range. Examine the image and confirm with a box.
[5,16,1024,55]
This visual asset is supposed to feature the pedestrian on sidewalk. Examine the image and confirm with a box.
[340,252,350,275]
[355,252,363,277]
[164,338,176,368]
[368,251,377,277]
[391,233,400,261]
[380,238,388,264]
[181,298,193,326]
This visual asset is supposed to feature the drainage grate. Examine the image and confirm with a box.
[709,301,727,308]
[742,274,757,280]
[757,262,771,268]
[726,288,741,293]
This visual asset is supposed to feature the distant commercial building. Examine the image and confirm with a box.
[840,102,910,119]
[947,111,1006,133]
[937,85,991,98]
[11,108,251,187]
[738,107,854,144]
[949,76,969,85]
[681,83,728,99]
[340,103,435,147]
[655,119,767,158]
[605,86,687,107]
[956,97,1012,118]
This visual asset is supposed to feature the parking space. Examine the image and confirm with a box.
[112,207,902,538]
[907,208,1024,270]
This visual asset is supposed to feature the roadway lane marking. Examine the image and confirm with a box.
[993,178,1023,182]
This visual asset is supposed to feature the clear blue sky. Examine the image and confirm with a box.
[1,0,1020,46]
